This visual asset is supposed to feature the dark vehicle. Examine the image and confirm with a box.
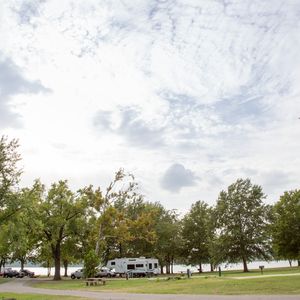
[3,268,23,278]
[95,267,116,278]
[20,269,35,278]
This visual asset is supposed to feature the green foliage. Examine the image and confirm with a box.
[272,189,300,260]
[153,206,181,274]
[181,201,213,271]
[83,249,100,278]
[0,136,22,224]
[33,180,88,280]
[215,178,271,271]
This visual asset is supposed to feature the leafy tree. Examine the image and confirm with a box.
[81,169,138,256]
[84,249,100,278]
[123,199,158,257]
[153,205,181,274]
[215,178,271,272]
[272,190,300,266]
[0,224,10,271]
[35,180,87,280]
[9,186,44,270]
[83,169,148,263]
[181,201,213,272]
[100,198,159,262]
[0,136,21,224]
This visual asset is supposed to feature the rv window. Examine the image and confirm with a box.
[136,264,144,268]
[154,263,158,268]
[127,264,135,270]
[149,263,152,269]
[111,262,115,265]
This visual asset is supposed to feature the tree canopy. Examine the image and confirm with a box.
[215,178,272,272]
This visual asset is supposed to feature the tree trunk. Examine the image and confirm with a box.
[171,256,174,274]
[63,260,68,277]
[210,263,214,272]
[242,256,249,272]
[20,258,25,271]
[198,262,202,273]
[52,243,61,280]
[288,260,292,267]
[119,243,123,257]
[166,262,170,274]
[160,265,164,274]
[298,260,300,267]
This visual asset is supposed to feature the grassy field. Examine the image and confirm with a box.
[30,267,300,295]
[0,293,88,300]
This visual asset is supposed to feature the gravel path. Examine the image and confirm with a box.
[0,278,300,300]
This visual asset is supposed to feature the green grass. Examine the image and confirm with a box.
[0,293,88,300]
[0,278,10,284]
[30,267,300,295]
[195,266,300,278]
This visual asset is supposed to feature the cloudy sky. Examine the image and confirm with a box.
[1,0,300,213]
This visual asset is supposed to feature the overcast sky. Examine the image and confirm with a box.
[1,0,300,213]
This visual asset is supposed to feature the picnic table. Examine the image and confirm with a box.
[85,277,106,286]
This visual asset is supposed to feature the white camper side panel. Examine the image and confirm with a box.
[107,258,160,275]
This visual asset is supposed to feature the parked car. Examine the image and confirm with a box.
[95,267,116,278]
[71,269,83,279]
[3,268,23,278]
[20,269,35,278]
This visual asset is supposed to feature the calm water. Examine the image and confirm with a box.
[7,260,296,276]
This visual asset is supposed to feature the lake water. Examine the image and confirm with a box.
[6,260,297,276]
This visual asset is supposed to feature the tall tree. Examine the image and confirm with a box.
[181,201,212,273]
[36,180,87,280]
[272,189,300,266]
[153,205,181,274]
[9,186,44,270]
[83,169,143,260]
[215,178,271,272]
[0,136,22,224]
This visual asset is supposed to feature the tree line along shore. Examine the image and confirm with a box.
[0,136,299,280]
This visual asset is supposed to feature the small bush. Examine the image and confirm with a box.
[83,250,100,278]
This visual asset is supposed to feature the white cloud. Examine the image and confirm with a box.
[161,163,198,193]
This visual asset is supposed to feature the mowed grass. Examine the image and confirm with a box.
[0,278,10,284]
[31,267,300,295]
[0,293,88,300]
[210,266,300,277]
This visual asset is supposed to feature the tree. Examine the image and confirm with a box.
[9,186,44,270]
[35,180,87,280]
[0,136,21,224]
[153,205,181,274]
[0,224,10,271]
[272,190,300,266]
[82,169,147,262]
[181,201,213,273]
[84,249,100,278]
[215,178,271,272]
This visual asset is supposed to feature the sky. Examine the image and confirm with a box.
[1,0,300,213]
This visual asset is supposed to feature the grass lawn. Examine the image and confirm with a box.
[0,293,88,300]
[0,278,9,284]
[31,267,300,295]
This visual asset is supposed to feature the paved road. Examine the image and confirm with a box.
[0,278,300,300]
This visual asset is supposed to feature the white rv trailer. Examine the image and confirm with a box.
[106,257,159,277]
